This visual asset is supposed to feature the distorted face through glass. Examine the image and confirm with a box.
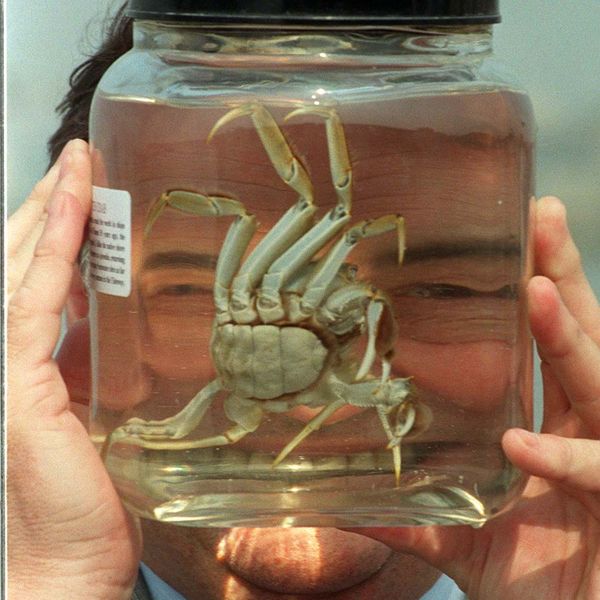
[90,91,532,435]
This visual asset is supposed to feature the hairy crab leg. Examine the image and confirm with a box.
[209,104,318,324]
[382,401,417,485]
[389,402,417,448]
[143,191,257,321]
[104,392,263,453]
[104,422,260,452]
[359,368,420,485]
[316,282,374,333]
[257,107,354,322]
[101,379,223,458]
[314,281,395,380]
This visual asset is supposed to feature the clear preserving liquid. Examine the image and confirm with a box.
[89,82,534,527]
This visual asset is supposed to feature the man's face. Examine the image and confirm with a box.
[71,205,446,598]
[87,102,528,427]
[60,96,531,598]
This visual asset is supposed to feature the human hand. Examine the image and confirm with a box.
[7,140,141,600]
[354,197,600,599]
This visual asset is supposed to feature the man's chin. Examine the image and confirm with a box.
[141,521,441,600]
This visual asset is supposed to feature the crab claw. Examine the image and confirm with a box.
[144,193,169,237]
[207,104,259,142]
[285,105,353,213]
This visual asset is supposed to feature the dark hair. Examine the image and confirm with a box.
[47,3,133,167]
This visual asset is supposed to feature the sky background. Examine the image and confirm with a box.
[7,1,599,257]
[6,0,600,420]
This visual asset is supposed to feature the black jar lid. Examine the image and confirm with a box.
[126,0,501,26]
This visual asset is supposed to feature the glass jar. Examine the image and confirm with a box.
[87,0,534,527]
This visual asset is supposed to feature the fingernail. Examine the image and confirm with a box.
[515,429,540,449]
[59,143,77,179]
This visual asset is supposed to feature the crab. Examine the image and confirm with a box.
[104,104,429,483]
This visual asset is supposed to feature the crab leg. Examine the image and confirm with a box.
[314,281,395,381]
[272,399,346,467]
[385,402,417,485]
[257,107,355,322]
[101,379,223,457]
[388,402,417,448]
[208,104,314,205]
[300,215,405,316]
[257,205,351,321]
[144,191,251,237]
[348,376,415,486]
[209,104,317,323]
[104,391,264,453]
[315,282,374,333]
[229,197,316,323]
[215,213,258,322]
[272,372,413,470]
[376,406,402,485]
[285,106,352,212]
[104,422,258,452]
[356,299,387,381]
[143,190,257,323]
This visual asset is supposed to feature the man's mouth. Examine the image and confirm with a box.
[217,527,393,595]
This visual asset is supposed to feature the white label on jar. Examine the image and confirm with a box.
[88,186,132,297]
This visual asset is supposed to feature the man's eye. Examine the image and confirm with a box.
[139,265,215,300]
[156,283,210,297]
[395,283,518,299]
[401,283,473,299]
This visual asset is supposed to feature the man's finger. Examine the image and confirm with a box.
[539,361,571,432]
[7,162,63,299]
[534,196,600,340]
[7,141,91,370]
[7,160,61,256]
[503,429,600,492]
[528,275,600,434]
